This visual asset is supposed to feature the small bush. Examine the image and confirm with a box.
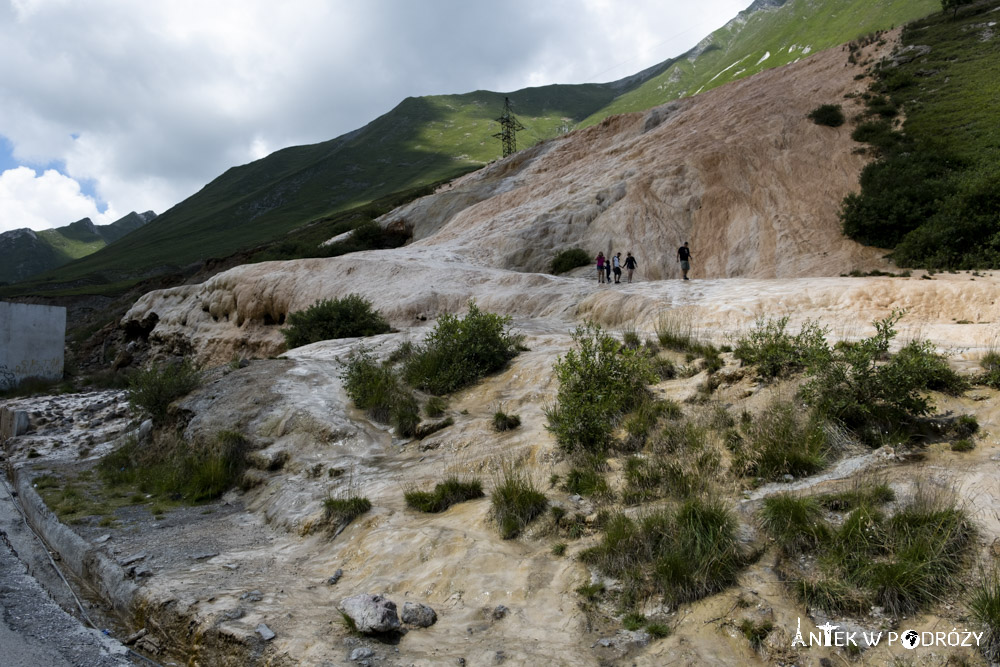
[404,302,522,395]
[808,104,846,127]
[281,294,390,349]
[546,323,656,453]
[491,463,548,539]
[128,359,201,423]
[980,349,1000,383]
[551,248,592,275]
[340,347,418,435]
[733,317,829,380]
[404,476,484,513]
[802,311,957,441]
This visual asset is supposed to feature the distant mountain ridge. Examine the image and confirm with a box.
[1,0,939,297]
[0,210,156,284]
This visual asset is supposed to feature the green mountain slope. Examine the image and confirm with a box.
[3,0,941,297]
[840,0,1000,268]
[0,211,155,285]
[583,0,940,125]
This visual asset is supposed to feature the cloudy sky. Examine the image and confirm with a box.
[0,0,749,234]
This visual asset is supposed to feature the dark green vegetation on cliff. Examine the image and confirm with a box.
[842,0,1000,268]
[1,0,939,298]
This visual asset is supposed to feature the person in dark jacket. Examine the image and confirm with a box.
[623,252,637,283]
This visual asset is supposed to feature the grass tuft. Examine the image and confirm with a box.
[491,463,548,539]
[404,476,484,513]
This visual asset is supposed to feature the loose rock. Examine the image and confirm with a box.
[340,594,401,633]
[401,601,437,627]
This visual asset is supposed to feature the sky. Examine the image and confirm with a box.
[0,0,749,234]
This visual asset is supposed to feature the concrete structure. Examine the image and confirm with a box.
[0,302,66,391]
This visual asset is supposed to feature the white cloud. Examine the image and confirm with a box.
[0,0,751,231]
[0,166,118,233]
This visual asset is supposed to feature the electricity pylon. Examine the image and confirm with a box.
[493,97,525,158]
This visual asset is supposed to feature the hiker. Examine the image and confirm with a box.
[677,242,692,280]
[596,251,606,283]
[623,252,637,283]
[605,254,612,284]
[612,252,622,284]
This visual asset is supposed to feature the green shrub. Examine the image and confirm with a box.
[622,399,677,449]
[404,476,484,513]
[808,104,845,127]
[281,294,390,349]
[981,350,1000,387]
[850,118,904,154]
[128,359,201,423]
[890,340,968,395]
[840,151,959,248]
[340,347,418,435]
[733,317,830,380]
[491,463,548,539]
[390,392,420,437]
[801,312,956,441]
[403,302,522,395]
[546,323,656,453]
[732,401,828,480]
[970,568,1000,663]
[551,248,592,275]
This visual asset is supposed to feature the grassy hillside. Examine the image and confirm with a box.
[3,0,942,297]
[0,212,154,285]
[840,0,1000,268]
[583,0,940,125]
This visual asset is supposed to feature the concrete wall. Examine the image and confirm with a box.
[0,301,66,390]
